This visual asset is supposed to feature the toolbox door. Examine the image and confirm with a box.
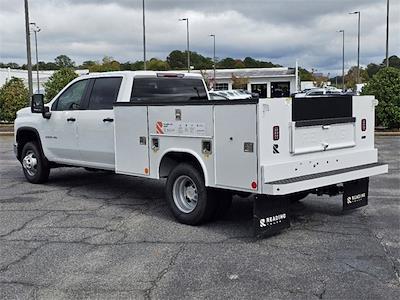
[214,105,258,191]
[114,106,150,176]
[291,96,356,155]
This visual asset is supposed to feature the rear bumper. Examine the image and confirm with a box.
[263,162,388,195]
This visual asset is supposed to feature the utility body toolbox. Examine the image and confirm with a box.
[113,93,387,237]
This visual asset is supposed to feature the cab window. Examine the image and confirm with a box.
[53,79,89,111]
[130,77,207,102]
[87,77,122,110]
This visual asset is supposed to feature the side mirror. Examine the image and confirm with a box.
[31,94,44,113]
[31,94,51,119]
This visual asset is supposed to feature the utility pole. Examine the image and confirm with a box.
[386,0,390,67]
[338,30,345,91]
[30,22,41,94]
[350,11,361,83]
[24,0,33,97]
[142,0,147,70]
[179,18,190,72]
[210,34,216,88]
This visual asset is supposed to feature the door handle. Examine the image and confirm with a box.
[67,117,76,122]
[103,118,114,123]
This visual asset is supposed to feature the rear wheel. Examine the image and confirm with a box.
[166,163,215,225]
[21,142,50,184]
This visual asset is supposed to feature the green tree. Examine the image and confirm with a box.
[43,68,78,101]
[344,66,369,88]
[88,56,121,72]
[147,58,170,71]
[167,50,187,70]
[298,68,314,81]
[362,67,400,129]
[0,77,29,122]
[217,57,236,68]
[54,55,75,69]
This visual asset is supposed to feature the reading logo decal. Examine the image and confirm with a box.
[259,213,287,227]
[346,193,366,204]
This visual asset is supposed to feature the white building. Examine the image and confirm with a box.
[0,68,89,93]
[199,67,297,98]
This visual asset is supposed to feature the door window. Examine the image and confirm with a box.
[88,77,122,110]
[54,79,88,111]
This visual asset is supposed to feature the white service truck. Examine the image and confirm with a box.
[14,71,388,236]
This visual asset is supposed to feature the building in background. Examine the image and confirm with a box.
[0,68,89,94]
[198,67,297,98]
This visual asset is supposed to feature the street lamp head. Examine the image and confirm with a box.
[210,34,215,37]
[179,18,188,21]
[338,29,344,33]
[349,11,360,15]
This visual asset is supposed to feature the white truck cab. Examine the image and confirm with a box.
[14,71,388,237]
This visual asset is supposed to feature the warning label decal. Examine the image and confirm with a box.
[155,121,206,136]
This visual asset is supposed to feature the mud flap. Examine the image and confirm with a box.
[254,195,290,238]
[343,177,369,211]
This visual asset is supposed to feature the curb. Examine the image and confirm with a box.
[375,132,400,136]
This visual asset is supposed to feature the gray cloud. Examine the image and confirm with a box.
[0,0,398,75]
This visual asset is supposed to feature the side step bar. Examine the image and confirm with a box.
[263,163,388,196]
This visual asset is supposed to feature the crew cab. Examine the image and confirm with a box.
[14,71,388,237]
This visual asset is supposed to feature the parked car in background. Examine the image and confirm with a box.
[294,87,343,98]
[211,90,253,100]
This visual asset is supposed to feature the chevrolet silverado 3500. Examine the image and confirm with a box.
[14,71,388,237]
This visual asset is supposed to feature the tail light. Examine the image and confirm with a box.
[361,119,367,131]
[273,126,280,141]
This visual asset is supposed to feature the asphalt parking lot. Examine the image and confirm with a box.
[0,135,399,299]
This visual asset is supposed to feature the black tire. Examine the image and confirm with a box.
[21,142,50,184]
[211,189,233,219]
[289,191,309,203]
[165,163,215,225]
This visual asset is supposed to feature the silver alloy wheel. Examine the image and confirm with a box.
[22,150,38,177]
[172,175,199,213]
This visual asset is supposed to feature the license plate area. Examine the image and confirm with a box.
[290,121,356,155]
[343,177,369,210]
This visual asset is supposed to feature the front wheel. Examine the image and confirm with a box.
[165,163,215,225]
[21,142,50,184]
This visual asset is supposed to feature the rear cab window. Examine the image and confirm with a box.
[130,76,208,102]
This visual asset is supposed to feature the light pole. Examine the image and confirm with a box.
[210,34,216,88]
[338,30,345,91]
[179,18,190,72]
[30,22,41,94]
[24,0,33,97]
[349,11,361,84]
[386,0,390,67]
[142,0,146,70]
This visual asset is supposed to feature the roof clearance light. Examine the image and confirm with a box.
[157,73,184,78]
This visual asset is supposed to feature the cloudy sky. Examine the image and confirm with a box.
[0,0,398,75]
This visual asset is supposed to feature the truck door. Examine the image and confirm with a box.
[76,77,122,169]
[44,79,89,163]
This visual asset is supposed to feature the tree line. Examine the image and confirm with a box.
[0,51,280,72]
